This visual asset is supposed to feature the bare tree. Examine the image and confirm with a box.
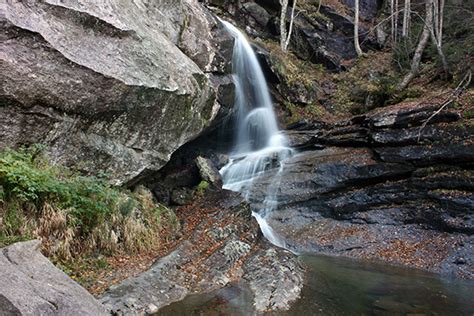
[431,0,448,74]
[437,0,444,46]
[280,0,298,52]
[398,0,433,90]
[432,0,446,46]
[402,0,411,38]
[390,0,396,42]
[394,0,399,43]
[354,0,364,56]
[284,0,298,51]
[280,0,289,50]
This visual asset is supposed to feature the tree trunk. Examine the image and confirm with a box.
[394,0,399,43]
[402,0,411,38]
[283,0,297,52]
[433,0,439,39]
[280,0,289,50]
[390,0,395,43]
[317,0,322,13]
[429,1,449,74]
[438,0,445,46]
[428,0,449,74]
[433,37,449,74]
[354,0,363,56]
[398,0,433,90]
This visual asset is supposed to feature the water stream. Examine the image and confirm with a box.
[218,20,293,248]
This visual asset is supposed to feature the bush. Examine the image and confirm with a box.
[0,146,177,260]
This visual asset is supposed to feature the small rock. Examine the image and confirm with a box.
[170,188,193,206]
[145,303,159,314]
[195,156,223,188]
[124,297,137,307]
[454,257,466,265]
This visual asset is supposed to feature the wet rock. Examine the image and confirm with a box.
[366,103,461,129]
[243,246,305,312]
[375,142,474,165]
[284,130,321,149]
[371,122,473,145]
[438,236,474,279]
[248,147,415,208]
[244,102,473,278]
[0,240,106,315]
[213,153,230,169]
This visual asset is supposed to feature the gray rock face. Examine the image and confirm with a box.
[341,0,383,20]
[1,0,233,185]
[242,2,271,27]
[0,240,106,315]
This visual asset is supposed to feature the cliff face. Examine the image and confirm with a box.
[1,0,233,185]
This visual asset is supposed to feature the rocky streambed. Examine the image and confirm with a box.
[100,189,305,315]
[250,101,474,279]
[104,99,471,314]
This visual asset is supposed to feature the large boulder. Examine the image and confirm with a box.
[0,240,106,315]
[0,0,233,185]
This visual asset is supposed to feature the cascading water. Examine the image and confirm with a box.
[218,20,293,248]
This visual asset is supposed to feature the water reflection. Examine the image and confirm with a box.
[158,255,474,315]
[290,255,474,315]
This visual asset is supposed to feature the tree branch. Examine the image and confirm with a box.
[417,70,472,142]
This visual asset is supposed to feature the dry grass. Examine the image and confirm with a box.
[0,186,178,261]
[35,203,75,259]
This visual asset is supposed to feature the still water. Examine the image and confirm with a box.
[158,254,474,315]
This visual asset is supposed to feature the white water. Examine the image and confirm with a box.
[218,20,293,248]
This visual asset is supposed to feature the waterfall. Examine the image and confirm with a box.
[218,20,293,249]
